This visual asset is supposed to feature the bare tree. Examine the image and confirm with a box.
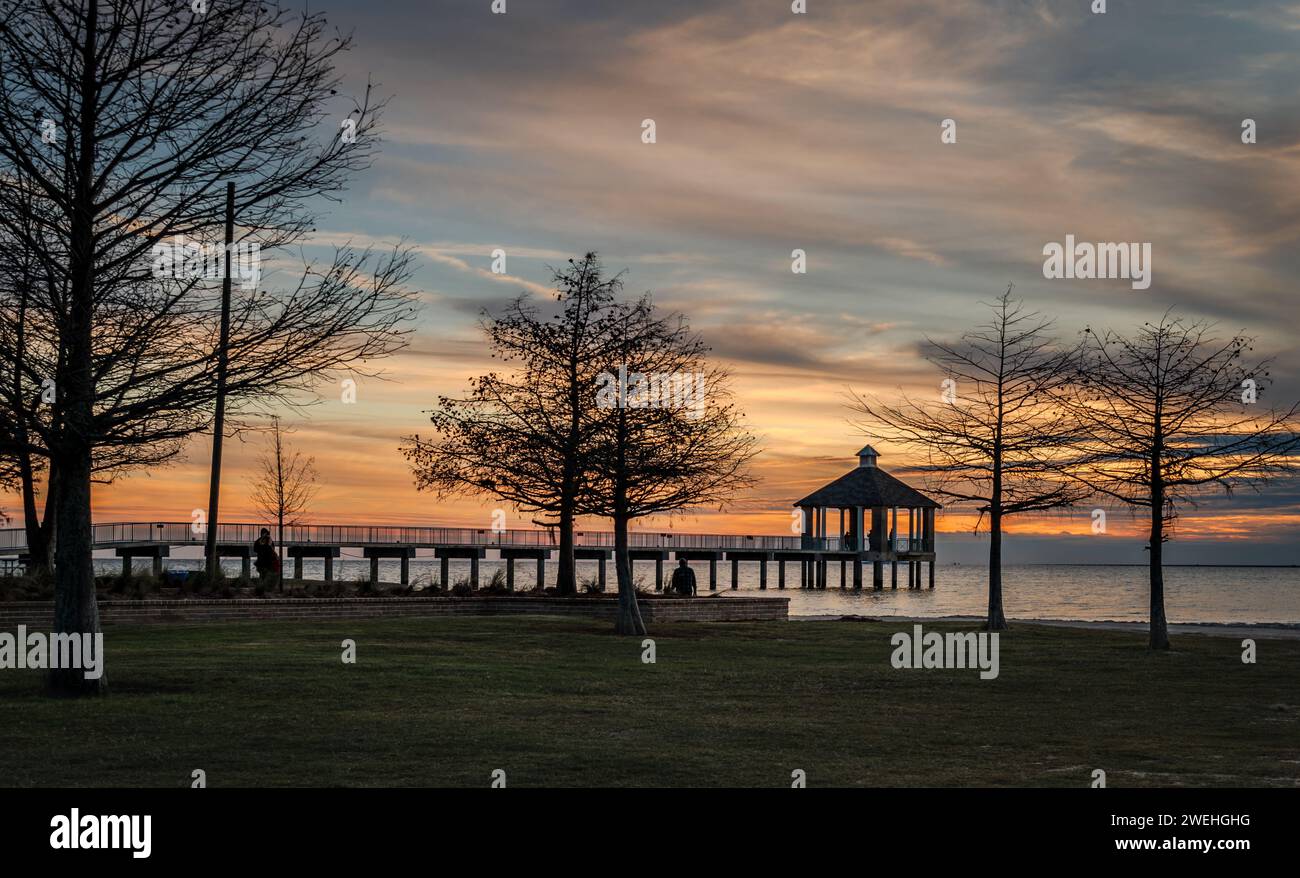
[250,417,318,593]
[0,178,214,569]
[589,296,758,635]
[849,290,1084,630]
[402,254,622,595]
[1056,313,1300,649]
[0,1,416,694]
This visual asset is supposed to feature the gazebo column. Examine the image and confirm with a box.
[907,507,915,589]
[888,504,896,588]
[904,507,915,590]
[916,507,924,588]
[852,506,865,590]
[871,506,884,589]
[927,507,936,589]
[812,508,820,586]
[825,508,832,588]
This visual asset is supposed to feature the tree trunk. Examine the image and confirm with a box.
[48,447,102,694]
[13,286,47,571]
[555,498,576,595]
[38,464,58,569]
[277,514,284,594]
[986,441,1009,631]
[986,506,1008,631]
[18,449,45,570]
[613,509,645,636]
[49,0,105,696]
[1149,490,1170,650]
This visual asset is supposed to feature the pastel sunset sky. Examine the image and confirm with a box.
[7,0,1300,563]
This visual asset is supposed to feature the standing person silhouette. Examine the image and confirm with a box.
[253,528,277,584]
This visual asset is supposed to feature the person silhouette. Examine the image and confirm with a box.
[669,558,697,596]
[253,528,277,583]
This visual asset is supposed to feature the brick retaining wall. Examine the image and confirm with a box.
[0,595,787,627]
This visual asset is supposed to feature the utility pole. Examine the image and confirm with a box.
[275,416,285,594]
[204,182,235,578]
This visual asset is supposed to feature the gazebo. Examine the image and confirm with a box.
[793,445,939,589]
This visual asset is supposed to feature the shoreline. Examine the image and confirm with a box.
[795,614,1300,639]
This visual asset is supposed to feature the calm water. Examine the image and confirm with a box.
[99,555,1300,625]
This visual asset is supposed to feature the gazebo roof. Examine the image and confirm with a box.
[793,458,940,510]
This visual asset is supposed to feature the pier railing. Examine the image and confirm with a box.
[0,522,808,554]
[0,522,935,555]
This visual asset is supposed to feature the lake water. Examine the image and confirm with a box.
[98,555,1300,625]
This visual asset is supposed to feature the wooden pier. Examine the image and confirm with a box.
[0,447,939,591]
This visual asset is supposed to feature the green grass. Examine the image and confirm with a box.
[1,617,1296,787]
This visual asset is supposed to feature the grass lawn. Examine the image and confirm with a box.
[1,616,1296,787]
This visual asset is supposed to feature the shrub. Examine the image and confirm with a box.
[0,572,54,601]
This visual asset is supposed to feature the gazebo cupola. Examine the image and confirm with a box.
[793,444,940,589]
[857,444,879,468]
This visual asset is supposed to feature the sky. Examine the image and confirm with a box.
[6,0,1300,563]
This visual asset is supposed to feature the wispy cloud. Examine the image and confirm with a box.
[19,0,1292,558]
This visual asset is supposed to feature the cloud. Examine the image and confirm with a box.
[60,0,1300,556]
